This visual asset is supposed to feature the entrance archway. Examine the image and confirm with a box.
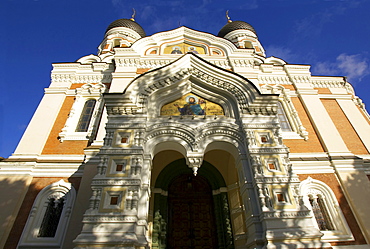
[152,158,234,249]
[168,174,218,249]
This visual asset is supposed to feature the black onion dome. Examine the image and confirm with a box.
[218,20,256,37]
[105,19,146,37]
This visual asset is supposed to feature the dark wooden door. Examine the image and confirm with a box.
[167,174,218,249]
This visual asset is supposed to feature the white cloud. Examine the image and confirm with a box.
[314,61,338,75]
[313,53,369,84]
[337,54,369,81]
[264,45,298,63]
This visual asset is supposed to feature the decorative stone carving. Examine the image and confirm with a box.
[187,156,203,176]
[131,157,142,176]
[152,210,166,249]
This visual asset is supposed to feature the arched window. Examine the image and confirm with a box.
[18,180,76,249]
[277,101,292,132]
[38,196,65,237]
[58,83,106,142]
[299,177,353,242]
[75,99,96,132]
[260,85,308,139]
[308,194,334,231]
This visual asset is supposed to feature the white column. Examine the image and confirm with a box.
[13,91,66,156]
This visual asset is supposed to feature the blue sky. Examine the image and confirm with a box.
[1,0,370,157]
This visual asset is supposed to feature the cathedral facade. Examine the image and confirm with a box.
[1,17,370,249]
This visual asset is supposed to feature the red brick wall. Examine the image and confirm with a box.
[283,97,325,153]
[321,99,368,154]
[41,96,88,155]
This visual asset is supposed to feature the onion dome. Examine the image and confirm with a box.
[105,18,146,37]
[218,20,256,37]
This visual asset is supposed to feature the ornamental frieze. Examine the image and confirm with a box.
[254,177,300,183]
[51,73,112,84]
[288,75,311,84]
[196,121,239,130]
[82,215,138,222]
[262,210,311,219]
[147,122,193,131]
[92,179,141,186]
[249,148,290,154]
[231,59,255,67]
[106,123,146,129]
[245,105,277,115]
[98,149,144,155]
[258,76,291,85]
[106,107,140,115]
[311,79,346,89]
[196,129,243,143]
[144,129,195,144]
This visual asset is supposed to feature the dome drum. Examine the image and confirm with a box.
[218,20,257,38]
[105,18,146,38]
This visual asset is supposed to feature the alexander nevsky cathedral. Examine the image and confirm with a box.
[1,13,370,249]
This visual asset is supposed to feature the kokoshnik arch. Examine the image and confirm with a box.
[1,14,370,249]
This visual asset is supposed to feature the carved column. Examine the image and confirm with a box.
[239,117,328,248]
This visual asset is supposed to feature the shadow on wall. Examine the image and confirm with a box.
[0,174,82,249]
[336,168,369,246]
[1,177,38,249]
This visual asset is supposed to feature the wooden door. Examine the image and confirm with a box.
[167,174,218,249]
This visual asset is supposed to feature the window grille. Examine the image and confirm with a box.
[38,197,65,237]
[309,195,334,231]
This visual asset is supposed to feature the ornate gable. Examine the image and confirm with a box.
[105,53,278,119]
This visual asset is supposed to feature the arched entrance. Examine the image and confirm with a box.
[152,159,234,249]
[168,174,218,249]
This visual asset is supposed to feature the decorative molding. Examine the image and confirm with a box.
[258,76,291,85]
[92,179,141,186]
[353,96,370,120]
[231,59,255,68]
[82,215,139,222]
[99,149,144,155]
[299,177,354,242]
[289,75,311,84]
[59,86,106,143]
[260,84,308,140]
[51,74,112,84]
[249,148,290,154]
[255,177,300,183]
[262,210,311,218]
[209,60,232,69]
[311,79,346,89]
[144,129,195,145]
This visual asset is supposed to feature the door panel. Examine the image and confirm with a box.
[168,174,218,249]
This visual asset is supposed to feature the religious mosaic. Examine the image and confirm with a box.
[160,93,224,116]
[164,43,205,54]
